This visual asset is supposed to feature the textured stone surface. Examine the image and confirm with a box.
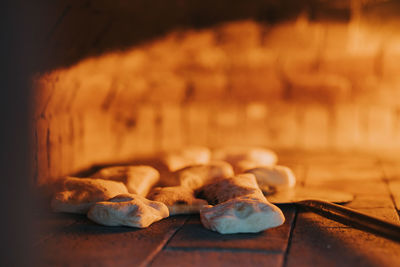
[149,250,284,267]
[388,181,400,211]
[33,212,86,247]
[36,215,188,266]
[345,194,396,209]
[286,224,400,267]
[36,152,400,266]
[168,206,295,252]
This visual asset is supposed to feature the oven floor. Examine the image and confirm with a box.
[35,152,400,267]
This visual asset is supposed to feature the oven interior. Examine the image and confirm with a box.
[6,0,400,266]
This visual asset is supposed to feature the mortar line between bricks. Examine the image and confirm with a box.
[142,215,190,267]
[165,246,284,254]
[282,206,298,267]
[281,161,308,267]
[378,158,400,222]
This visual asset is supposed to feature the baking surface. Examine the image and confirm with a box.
[35,152,400,267]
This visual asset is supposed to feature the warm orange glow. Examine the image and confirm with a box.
[33,19,400,185]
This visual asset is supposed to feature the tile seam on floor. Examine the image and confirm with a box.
[142,215,190,267]
[378,159,400,222]
[281,160,306,266]
[164,246,284,254]
[282,206,298,267]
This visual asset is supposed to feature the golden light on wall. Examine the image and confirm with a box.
[33,18,400,186]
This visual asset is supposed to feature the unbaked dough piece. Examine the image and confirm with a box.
[176,161,234,190]
[245,165,296,191]
[163,146,211,171]
[90,165,159,196]
[199,174,285,234]
[148,161,232,215]
[87,194,169,228]
[197,173,264,205]
[200,197,285,234]
[147,186,208,215]
[51,177,128,214]
[212,147,278,173]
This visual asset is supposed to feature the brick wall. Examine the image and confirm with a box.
[33,17,400,185]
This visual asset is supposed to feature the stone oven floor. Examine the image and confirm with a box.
[35,151,400,267]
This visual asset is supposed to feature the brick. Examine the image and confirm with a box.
[306,161,383,183]
[280,52,317,77]
[264,21,324,76]
[394,110,400,149]
[106,110,140,160]
[300,105,330,149]
[167,206,295,253]
[33,73,59,118]
[182,104,209,147]
[321,23,379,77]
[42,72,78,117]
[185,71,228,102]
[282,151,378,166]
[265,103,299,149]
[242,103,270,147]
[143,32,184,70]
[287,222,400,267]
[306,179,388,196]
[160,105,184,152]
[36,118,51,185]
[383,40,400,79]
[79,110,115,165]
[57,114,75,176]
[298,205,399,227]
[47,116,63,180]
[296,210,348,228]
[263,21,323,54]
[187,46,228,70]
[351,77,400,109]
[370,79,400,109]
[275,150,318,164]
[230,47,277,68]
[111,75,149,109]
[229,67,283,102]
[345,194,395,209]
[36,215,188,266]
[354,208,400,224]
[382,162,400,181]
[179,30,216,51]
[68,72,113,112]
[320,53,376,81]
[218,20,262,50]
[134,105,157,155]
[208,105,242,148]
[150,250,284,267]
[333,104,363,150]
[288,73,351,104]
[118,49,148,73]
[144,71,186,103]
[365,106,395,150]
[387,181,400,211]
[346,26,381,56]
